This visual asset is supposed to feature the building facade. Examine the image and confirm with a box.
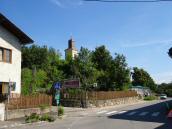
[0,14,33,96]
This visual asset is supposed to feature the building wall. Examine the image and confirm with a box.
[0,25,21,94]
[65,49,78,59]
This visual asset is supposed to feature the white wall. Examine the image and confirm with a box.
[0,103,5,121]
[65,49,78,59]
[0,25,21,94]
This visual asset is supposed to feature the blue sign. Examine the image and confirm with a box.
[54,82,61,89]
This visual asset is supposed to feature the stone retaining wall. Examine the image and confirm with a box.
[87,96,139,108]
[5,106,57,120]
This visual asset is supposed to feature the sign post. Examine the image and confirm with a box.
[53,82,61,106]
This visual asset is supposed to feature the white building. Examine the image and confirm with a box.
[65,38,78,60]
[0,14,33,97]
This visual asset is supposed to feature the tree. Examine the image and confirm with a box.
[21,68,32,95]
[75,47,99,89]
[157,83,172,97]
[21,68,48,95]
[92,45,112,71]
[21,45,64,94]
[109,54,131,90]
[91,45,113,90]
[132,67,156,91]
[22,45,49,69]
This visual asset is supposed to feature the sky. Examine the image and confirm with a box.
[1,0,172,84]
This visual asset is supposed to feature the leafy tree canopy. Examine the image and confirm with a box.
[132,67,156,91]
[92,45,112,71]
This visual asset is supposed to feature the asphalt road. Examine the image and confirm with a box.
[11,99,172,129]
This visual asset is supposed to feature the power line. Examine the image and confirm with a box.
[84,0,172,3]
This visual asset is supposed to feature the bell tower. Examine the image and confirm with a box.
[65,37,78,60]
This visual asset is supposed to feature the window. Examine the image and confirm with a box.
[5,49,11,63]
[0,82,16,94]
[0,47,12,63]
[0,82,8,94]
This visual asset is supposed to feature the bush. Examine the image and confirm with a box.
[25,113,55,123]
[144,96,157,101]
[58,106,64,116]
[40,114,55,122]
[25,113,40,123]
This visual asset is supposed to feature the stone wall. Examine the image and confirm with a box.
[61,96,139,108]
[87,96,139,108]
[5,106,57,120]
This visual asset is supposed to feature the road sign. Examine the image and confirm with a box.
[63,79,80,88]
[54,82,61,89]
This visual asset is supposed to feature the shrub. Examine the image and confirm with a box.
[25,113,40,123]
[40,114,55,122]
[25,113,55,123]
[144,96,157,101]
[58,106,64,116]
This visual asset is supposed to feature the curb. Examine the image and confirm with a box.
[0,121,48,129]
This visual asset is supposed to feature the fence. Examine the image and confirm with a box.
[60,90,138,107]
[87,91,138,100]
[6,94,52,110]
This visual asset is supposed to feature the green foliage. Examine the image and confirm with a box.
[25,113,55,123]
[35,70,47,89]
[25,113,40,123]
[21,68,32,95]
[21,44,154,94]
[40,114,55,122]
[21,68,48,95]
[21,45,63,95]
[92,45,112,71]
[74,47,99,89]
[109,54,131,91]
[22,45,49,69]
[144,96,157,101]
[132,67,156,91]
[157,83,172,97]
[58,106,64,116]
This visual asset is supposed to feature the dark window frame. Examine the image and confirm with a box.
[0,46,12,63]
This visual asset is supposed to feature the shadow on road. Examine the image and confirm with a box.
[108,100,172,129]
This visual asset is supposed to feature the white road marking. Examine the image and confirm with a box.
[127,111,137,116]
[118,111,127,114]
[106,110,118,115]
[97,110,108,114]
[139,112,149,116]
[152,112,160,117]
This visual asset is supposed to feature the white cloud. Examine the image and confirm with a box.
[50,0,83,8]
[152,71,172,84]
[121,40,172,48]
[50,0,64,8]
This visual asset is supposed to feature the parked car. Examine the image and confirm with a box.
[160,94,167,99]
